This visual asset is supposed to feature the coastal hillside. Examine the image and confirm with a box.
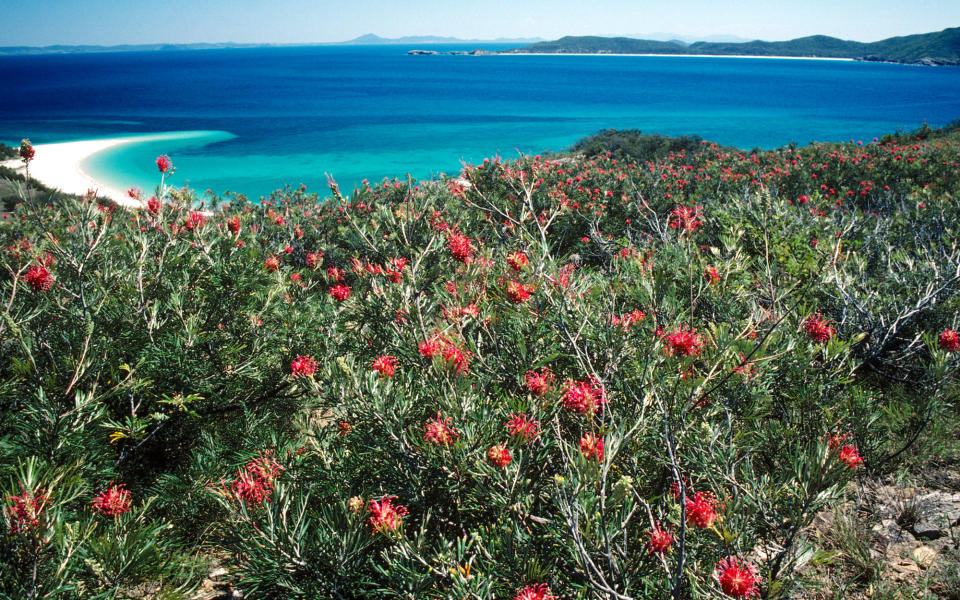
[1,124,959,599]
[507,26,960,65]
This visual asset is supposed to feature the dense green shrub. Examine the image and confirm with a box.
[0,125,958,599]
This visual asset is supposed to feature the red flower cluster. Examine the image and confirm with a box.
[329,283,351,302]
[23,265,54,292]
[506,251,529,271]
[264,256,280,272]
[803,313,835,343]
[19,139,35,163]
[664,326,706,357]
[290,354,317,377]
[5,486,50,533]
[441,341,472,374]
[418,337,441,358]
[562,377,607,415]
[368,495,408,535]
[226,216,240,234]
[487,444,512,467]
[837,445,864,469]
[524,368,555,396]
[648,522,674,554]
[715,556,761,598]
[669,204,703,233]
[939,328,959,352]
[505,414,540,442]
[156,155,172,173]
[579,433,604,461]
[305,251,323,267]
[514,583,556,600]
[505,280,534,304]
[611,309,646,330]
[146,195,161,214]
[91,482,132,518]
[447,232,473,263]
[372,355,398,378]
[182,210,207,231]
[705,265,720,284]
[230,451,284,507]
[685,490,720,529]
[424,412,459,446]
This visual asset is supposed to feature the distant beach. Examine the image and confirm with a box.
[499,53,856,61]
[0,131,232,207]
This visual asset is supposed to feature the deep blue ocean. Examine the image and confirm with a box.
[1,44,959,199]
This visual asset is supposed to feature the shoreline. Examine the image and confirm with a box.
[496,52,857,61]
[0,131,230,208]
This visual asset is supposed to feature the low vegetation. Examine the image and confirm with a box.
[0,123,958,599]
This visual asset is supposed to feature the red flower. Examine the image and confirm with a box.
[664,326,706,357]
[505,280,533,304]
[447,232,473,263]
[579,433,604,461]
[487,444,512,467]
[506,251,529,271]
[181,211,207,231]
[514,583,556,600]
[562,377,607,415]
[305,252,323,267]
[264,256,280,272]
[441,342,472,374]
[327,266,344,281]
[939,328,959,352]
[648,522,674,554]
[418,336,441,358]
[705,265,719,284]
[23,265,54,292]
[146,195,160,214]
[230,451,284,507]
[372,355,398,378]
[19,139,35,163]
[156,155,172,173]
[803,313,835,343]
[329,283,351,302]
[226,216,240,234]
[91,482,132,518]
[290,354,317,377]
[338,421,353,436]
[685,491,719,529]
[368,495,408,535]
[5,486,50,533]
[669,204,703,233]
[505,414,540,442]
[715,556,761,598]
[424,412,459,446]
[525,368,555,396]
[837,444,863,469]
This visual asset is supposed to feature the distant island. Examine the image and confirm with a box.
[0,34,543,56]
[503,27,960,65]
[409,27,960,66]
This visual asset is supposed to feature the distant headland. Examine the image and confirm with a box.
[409,27,960,66]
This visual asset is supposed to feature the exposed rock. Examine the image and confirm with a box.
[909,492,960,540]
[911,545,938,569]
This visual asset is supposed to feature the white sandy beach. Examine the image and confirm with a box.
[0,131,227,208]
[499,53,856,61]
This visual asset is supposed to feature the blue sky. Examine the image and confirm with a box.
[2,0,958,46]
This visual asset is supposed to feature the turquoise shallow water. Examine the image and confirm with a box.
[1,45,959,199]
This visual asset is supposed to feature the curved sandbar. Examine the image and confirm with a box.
[1,131,232,208]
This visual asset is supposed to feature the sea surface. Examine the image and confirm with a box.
[1,45,959,199]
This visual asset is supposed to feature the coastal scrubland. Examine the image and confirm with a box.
[1,124,959,599]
